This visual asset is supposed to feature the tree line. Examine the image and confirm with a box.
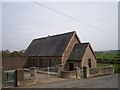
[1,49,25,58]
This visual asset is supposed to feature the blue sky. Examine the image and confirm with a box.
[2,1,118,51]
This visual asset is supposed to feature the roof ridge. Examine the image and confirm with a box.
[34,31,76,40]
[81,42,90,44]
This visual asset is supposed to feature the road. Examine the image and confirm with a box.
[20,74,119,88]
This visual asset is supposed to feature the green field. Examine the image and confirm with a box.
[96,50,120,73]
[95,51,120,60]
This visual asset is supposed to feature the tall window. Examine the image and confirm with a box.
[88,59,91,68]
[40,59,43,68]
[49,59,52,67]
[32,59,35,67]
[69,63,74,71]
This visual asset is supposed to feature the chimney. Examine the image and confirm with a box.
[47,35,50,39]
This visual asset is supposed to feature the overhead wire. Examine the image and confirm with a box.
[30,0,118,38]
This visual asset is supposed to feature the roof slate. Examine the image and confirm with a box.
[24,31,75,56]
[68,43,89,61]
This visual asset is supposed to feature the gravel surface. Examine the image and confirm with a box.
[20,74,119,88]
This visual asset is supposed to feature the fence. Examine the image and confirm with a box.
[37,65,59,76]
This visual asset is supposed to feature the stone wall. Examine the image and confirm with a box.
[16,67,36,87]
[60,67,80,79]
[89,66,114,77]
[83,65,114,78]
[61,71,76,79]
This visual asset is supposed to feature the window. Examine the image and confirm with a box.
[69,63,74,71]
[49,59,52,67]
[88,59,91,68]
[40,59,43,68]
[32,59,35,67]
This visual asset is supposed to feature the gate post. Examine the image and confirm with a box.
[83,66,89,78]
[75,67,80,79]
[2,67,4,88]
[15,69,25,87]
[58,64,63,77]
[30,67,36,77]
[30,67,36,83]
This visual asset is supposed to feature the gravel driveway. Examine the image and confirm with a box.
[20,74,119,88]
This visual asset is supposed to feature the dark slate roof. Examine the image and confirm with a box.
[24,31,76,56]
[68,43,89,61]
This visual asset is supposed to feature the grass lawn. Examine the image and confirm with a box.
[97,63,120,73]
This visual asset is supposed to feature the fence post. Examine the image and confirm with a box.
[47,67,49,78]
[109,65,114,74]
[83,66,89,78]
[75,67,80,79]
[58,64,63,77]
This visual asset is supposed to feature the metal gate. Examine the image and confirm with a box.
[3,70,16,88]
[80,69,83,79]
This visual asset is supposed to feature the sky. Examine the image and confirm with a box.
[1,1,118,51]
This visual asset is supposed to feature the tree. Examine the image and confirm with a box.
[2,50,11,57]
[2,49,26,57]
[19,49,25,56]
[10,51,20,57]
